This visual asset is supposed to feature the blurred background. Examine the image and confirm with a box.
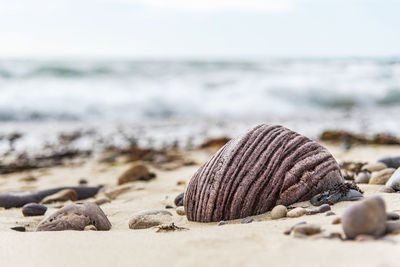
[0,0,399,153]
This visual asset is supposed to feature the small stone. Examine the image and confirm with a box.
[93,196,111,206]
[378,157,400,169]
[380,187,396,193]
[84,225,97,231]
[292,224,322,236]
[355,171,371,184]
[176,206,186,216]
[176,180,186,186]
[22,203,47,217]
[305,209,319,215]
[318,204,331,213]
[36,202,111,231]
[287,207,306,218]
[270,205,287,219]
[342,196,386,239]
[387,212,399,221]
[332,217,341,224]
[11,226,26,232]
[369,168,396,185]
[41,189,78,204]
[325,211,336,216]
[386,221,400,234]
[79,179,88,185]
[385,168,400,191]
[218,221,227,226]
[324,232,343,240]
[362,163,387,172]
[284,221,306,235]
[165,205,173,209]
[355,234,375,242]
[117,162,155,185]
[241,217,254,224]
[103,184,132,200]
[128,209,173,229]
[174,192,184,207]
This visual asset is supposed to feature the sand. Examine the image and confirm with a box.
[1,144,400,267]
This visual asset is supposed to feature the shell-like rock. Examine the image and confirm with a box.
[36,202,111,231]
[184,124,344,222]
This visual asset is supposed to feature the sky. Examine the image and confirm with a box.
[0,0,399,58]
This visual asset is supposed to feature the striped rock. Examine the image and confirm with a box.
[184,124,344,222]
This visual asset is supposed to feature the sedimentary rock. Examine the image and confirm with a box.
[185,124,344,222]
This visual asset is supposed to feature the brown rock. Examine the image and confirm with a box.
[361,163,387,172]
[128,209,173,229]
[271,205,287,219]
[369,168,396,185]
[41,189,78,204]
[332,217,341,224]
[287,207,306,218]
[292,224,322,236]
[176,206,186,216]
[185,124,344,222]
[36,202,111,231]
[117,162,155,185]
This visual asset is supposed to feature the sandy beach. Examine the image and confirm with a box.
[0,143,400,267]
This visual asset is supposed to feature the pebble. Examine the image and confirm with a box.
[36,202,112,231]
[128,209,173,230]
[332,217,341,224]
[176,206,186,216]
[385,168,400,191]
[287,207,306,218]
[79,179,88,185]
[318,204,331,213]
[325,211,336,216]
[361,163,387,172]
[387,212,399,221]
[218,221,227,226]
[386,221,400,234]
[342,196,386,239]
[117,162,155,185]
[355,234,375,242]
[369,168,396,185]
[11,226,26,232]
[84,225,97,231]
[174,193,184,207]
[241,217,254,224]
[284,221,306,235]
[22,203,47,216]
[378,156,400,169]
[93,196,111,206]
[103,184,132,200]
[292,224,322,236]
[355,171,371,184]
[270,205,287,219]
[41,189,78,204]
[380,187,395,193]
[165,205,173,209]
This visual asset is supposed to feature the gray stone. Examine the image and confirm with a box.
[355,171,371,184]
[385,168,400,191]
[128,209,173,229]
[342,196,386,239]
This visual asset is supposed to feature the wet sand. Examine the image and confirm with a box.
[1,145,400,267]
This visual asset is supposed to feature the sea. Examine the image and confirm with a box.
[1,57,400,153]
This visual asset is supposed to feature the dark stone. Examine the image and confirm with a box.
[165,205,173,209]
[0,186,102,209]
[378,157,400,169]
[241,217,254,224]
[310,183,363,206]
[79,179,88,185]
[174,192,184,207]
[218,221,227,226]
[387,212,399,221]
[11,226,26,232]
[325,211,336,216]
[318,204,331,213]
[22,203,47,216]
